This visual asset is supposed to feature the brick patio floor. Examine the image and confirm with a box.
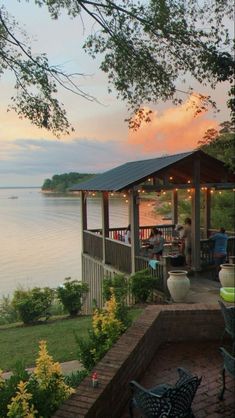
[122,340,235,418]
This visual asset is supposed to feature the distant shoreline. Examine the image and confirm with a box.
[0,186,40,189]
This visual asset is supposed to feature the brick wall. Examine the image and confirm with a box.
[53,304,224,418]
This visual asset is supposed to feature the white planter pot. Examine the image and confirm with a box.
[167,270,190,302]
[219,264,235,287]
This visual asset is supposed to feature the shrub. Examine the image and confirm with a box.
[28,341,74,417]
[103,274,130,327]
[130,269,156,303]
[12,287,54,324]
[0,341,73,418]
[0,362,29,417]
[103,274,128,303]
[76,292,126,371]
[57,278,88,316]
[0,296,18,325]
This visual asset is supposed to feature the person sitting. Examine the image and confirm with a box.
[143,227,157,250]
[152,230,165,259]
[209,227,228,278]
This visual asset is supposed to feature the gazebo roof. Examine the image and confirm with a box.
[71,149,234,192]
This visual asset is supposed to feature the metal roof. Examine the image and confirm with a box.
[70,150,195,192]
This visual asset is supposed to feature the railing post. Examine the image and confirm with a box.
[102,192,109,264]
[204,188,211,238]
[80,191,87,253]
[192,157,201,271]
[172,189,178,225]
[130,189,140,274]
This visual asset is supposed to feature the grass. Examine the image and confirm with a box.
[0,308,142,372]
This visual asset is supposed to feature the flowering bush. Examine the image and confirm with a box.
[92,293,124,348]
[0,341,74,418]
[76,291,127,370]
[103,274,130,327]
[7,381,37,418]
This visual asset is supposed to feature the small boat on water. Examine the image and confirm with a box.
[8,196,19,199]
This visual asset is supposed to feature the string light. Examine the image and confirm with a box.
[125,199,129,203]
[187,189,191,193]
[187,180,191,184]
[148,178,151,182]
[123,194,126,198]
[138,189,141,193]
[110,193,114,196]
[163,191,166,195]
[210,190,214,194]
[169,176,173,180]
[92,193,96,196]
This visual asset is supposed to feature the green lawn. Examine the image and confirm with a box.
[0,309,142,372]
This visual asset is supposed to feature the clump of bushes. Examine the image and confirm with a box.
[12,287,54,325]
[57,278,89,316]
[0,278,89,325]
[130,269,156,303]
[0,341,74,418]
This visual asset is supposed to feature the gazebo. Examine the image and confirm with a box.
[71,150,234,310]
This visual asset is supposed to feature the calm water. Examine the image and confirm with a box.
[0,188,159,297]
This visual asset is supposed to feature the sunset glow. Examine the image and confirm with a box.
[128,95,218,154]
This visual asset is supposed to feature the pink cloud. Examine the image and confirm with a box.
[128,95,218,154]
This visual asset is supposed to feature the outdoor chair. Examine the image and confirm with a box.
[218,347,235,400]
[129,367,202,418]
[218,300,235,353]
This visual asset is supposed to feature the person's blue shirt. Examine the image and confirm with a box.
[210,232,228,254]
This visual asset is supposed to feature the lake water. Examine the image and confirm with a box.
[0,188,161,297]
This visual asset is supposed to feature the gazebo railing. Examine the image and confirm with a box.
[83,230,103,260]
[200,236,235,266]
[83,229,235,275]
[105,238,132,274]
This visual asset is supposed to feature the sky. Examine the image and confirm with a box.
[0,1,230,187]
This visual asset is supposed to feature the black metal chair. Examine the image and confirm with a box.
[218,300,235,353]
[218,347,235,400]
[129,368,202,418]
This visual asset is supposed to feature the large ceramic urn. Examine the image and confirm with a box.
[219,264,235,287]
[167,270,190,302]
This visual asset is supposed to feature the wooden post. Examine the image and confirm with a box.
[192,158,201,271]
[130,189,140,274]
[204,188,211,238]
[80,191,87,252]
[101,192,109,264]
[172,189,178,225]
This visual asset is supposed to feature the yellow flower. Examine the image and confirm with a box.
[34,340,74,396]
[7,381,37,418]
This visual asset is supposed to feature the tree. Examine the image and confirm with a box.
[0,1,234,135]
[197,120,235,170]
